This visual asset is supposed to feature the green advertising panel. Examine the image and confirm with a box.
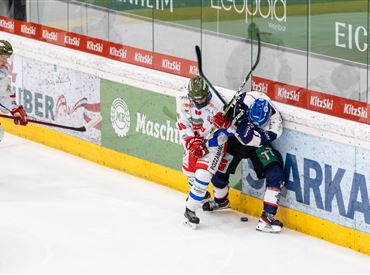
[101,79,242,189]
[101,79,182,171]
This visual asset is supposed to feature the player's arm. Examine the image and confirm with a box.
[0,72,16,109]
[255,103,282,145]
[267,103,283,139]
[0,73,28,126]
[176,94,208,158]
[176,94,195,147]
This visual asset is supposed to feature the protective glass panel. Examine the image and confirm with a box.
[153,0,201,60]
[201,0,252,91]
[26,0,38,23]
[32,0,68,30]
[108,0,153,50]
[308,0,368,102]
[0,1,13,18]
[68,0,87,34]
[85,1,109,40]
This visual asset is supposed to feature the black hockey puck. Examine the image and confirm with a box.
[240,217,249,222]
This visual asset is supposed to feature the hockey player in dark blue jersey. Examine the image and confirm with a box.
[205,91,285,233]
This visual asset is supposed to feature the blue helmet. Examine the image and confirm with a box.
[248,98,271,126]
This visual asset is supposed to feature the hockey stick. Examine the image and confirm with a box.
[223,32,261,115]
[195,45,227,105]
[0,103,102,132]
[204,32,261,141]
[0,113,102,132]
[195,32,261,114]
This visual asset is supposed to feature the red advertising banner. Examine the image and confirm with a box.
[0,17,15,33]
[17,21,40,39]
[252,76,370,124]
[1,16,368,125]
[63,32,85,51]
[252,76,307,108]
[84,36,109,56]
[107,42,130,63]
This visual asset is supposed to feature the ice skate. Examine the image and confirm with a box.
[256,211,283,233]
[183,208,200,229]
[202,199,230,211]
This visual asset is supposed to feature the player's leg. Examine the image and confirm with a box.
[202,171,230,211]
[188,176,211,202]
[252,146,285,233]
[203,152,242,211]
[184,144,225,227]
[184,168,213,227]
[182,151,211,213]
[182,150,203,228]
[182,150,210,203]
[256,164,284,233]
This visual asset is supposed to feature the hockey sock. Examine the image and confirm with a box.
[186,169,212,212]
[188,176,195,188]
[263,186,281,215]
[213,186,229,204]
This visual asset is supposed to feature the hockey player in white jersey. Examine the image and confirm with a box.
[205,91,285,233]
[0,40,28,140]
[176,76,227,228]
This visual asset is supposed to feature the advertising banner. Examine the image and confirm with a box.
[242,129,370,234]
[252,76,370,124]
[101,79,183,170]
[10,55,101,144]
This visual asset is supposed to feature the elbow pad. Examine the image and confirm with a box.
[235,122,261,146]
[257,129,278,144]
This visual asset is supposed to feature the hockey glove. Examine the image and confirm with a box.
[11,105,28,126]
[185,136,209,158]
[213,112,231,129]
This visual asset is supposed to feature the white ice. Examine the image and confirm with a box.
[0,133,369,274]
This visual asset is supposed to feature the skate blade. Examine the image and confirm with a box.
[205,206,231,212]
[256,223,281,233]
[215,205,231,211]
[202,203,230,212]
[183,219,198,230]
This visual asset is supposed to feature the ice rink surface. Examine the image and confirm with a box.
[0,133,370,274]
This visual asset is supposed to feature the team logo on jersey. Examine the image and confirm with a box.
[111,98,130,137]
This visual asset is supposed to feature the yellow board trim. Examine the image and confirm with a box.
[2,118,369,256]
